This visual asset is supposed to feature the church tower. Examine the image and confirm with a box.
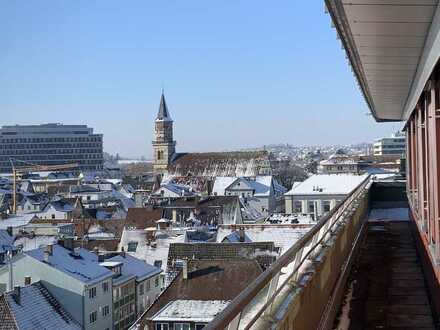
[152,92,176,173]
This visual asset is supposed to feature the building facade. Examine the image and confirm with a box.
[0,245,114,330]
[373,132,406,156]
[0,124,103,173]
[284,174,368,220]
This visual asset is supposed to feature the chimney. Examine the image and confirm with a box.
[6,226,13,237]
[24,276,31,286]
[121,247,126,258]
[239,227,245,242]
[73,247,81,256]
[13,286,21,305]
[182,260,188,280]
[65,238,74,251]
[44,251,50,263]
[93,247,99,255]
[46,244,53,256]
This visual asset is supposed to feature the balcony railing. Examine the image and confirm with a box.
[206,175,372,330]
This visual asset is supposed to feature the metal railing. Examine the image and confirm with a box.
[206,175,372,330]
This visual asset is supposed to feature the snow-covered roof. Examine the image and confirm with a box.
[14,236,57,252]
[87,224,115,239]
[151,300,230,323]
[320,155,360,165]
[239,198,265,222]
[250,177,271,196]
[212,177,237,195]
[103,179,122,185]
[157,182,194,196]
[0,229,16,254]
[216,225,312,256]
[0,214,37,230]
[213,176,282,197]
[26,245,113,284]
[47,200,74,213]
[268,213,315,225]
[285,174,368,196]
[106,254,161,282]
[3,281,81,330]
[119,228,185,272]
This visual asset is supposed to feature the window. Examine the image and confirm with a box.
[174,323,190,330]
[307,201,315,213]
[89,287,96,299]
[127,241,138,252]
[89,311,97,323]
[139,283,144,295]
[146,280,151,291]
[294,201,302,213]
[323,201,331,213]
[102,305,110,317]
[155,324,169,330]
[195,324,206,330]
[102,281,109,293]
[155,277,159,287]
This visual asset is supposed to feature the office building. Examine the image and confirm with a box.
[373,132,406,156]
[0,124,103,173]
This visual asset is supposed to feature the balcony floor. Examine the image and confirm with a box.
[335,215,436,329]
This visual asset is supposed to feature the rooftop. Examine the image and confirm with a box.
[285,173,368,196]
[141,259,263,326]
[125,207,163,230]
[26,245,113,284]
[105,254,162,281]
[0,215,38,230]
[151,300,230,323]
[168,150,271,177]
[217,224,313,255]
[0,229,16,255]
[0,281,81,330]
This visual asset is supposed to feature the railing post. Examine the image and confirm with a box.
[263,271,281,318]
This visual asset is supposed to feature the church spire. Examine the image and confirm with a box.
[156,91,172,121]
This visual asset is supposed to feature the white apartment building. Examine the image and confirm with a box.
[373,131,406,156]
[284,174,368,220]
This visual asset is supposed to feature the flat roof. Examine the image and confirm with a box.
[285,174,368,196]
[151,300,230,323]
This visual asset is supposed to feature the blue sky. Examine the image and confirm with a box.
[1,1,401,158]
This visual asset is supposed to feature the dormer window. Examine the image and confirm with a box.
[100,261,123,277]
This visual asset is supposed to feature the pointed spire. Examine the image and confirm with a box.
[156,91,172,121]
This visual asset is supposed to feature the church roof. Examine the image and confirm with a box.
[169,151,272,177]
[156,92,172,121]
